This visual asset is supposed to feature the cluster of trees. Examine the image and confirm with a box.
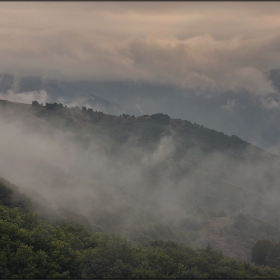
[82,106,103,114]
[31,101,41,107]
[32,101,64,110]
[2,179,280,278]
[150,113,170,123]
[120,113,135,118]
[32,101,105,114]
[45,102,64,110]
[119,113,170,121]
[251,239,280,267]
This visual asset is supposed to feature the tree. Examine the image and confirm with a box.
[150,113,170,124]
[251,240,273,266]
[32,101,40,107]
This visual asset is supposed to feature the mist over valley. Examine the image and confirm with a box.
[1,97,280,263]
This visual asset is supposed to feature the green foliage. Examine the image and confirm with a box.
[0,178,31,210]
[2,191,280,278]
[251,239,280,268]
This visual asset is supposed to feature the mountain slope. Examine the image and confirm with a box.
[2,71,280,151]
[3,177,280,278]
[1,99,280,262]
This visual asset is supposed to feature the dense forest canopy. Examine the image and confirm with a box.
[1,178,280,278]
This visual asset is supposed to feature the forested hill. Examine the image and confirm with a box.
[0,98,275,162]
[2,177,280,278]
[1,98,280,264]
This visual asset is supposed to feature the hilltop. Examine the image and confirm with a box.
[1,98,274,159]
[2,71,280,151]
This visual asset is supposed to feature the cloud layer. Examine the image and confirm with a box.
[0,2,280,94]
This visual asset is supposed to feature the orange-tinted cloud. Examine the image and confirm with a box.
[0,2,280,94]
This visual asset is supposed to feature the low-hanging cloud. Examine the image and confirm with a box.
[1,103,280,237]
[0,89,50,105]
[222,99,236,111]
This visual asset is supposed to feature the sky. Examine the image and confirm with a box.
[1,2,280,95]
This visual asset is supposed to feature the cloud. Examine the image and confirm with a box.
[122,35,278,95]
[142,134,175,167]
[261,96,280,110]
[222,99,236,111]
[231,67,277,95]
[0,89,49,104]
[0,3,280,95]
